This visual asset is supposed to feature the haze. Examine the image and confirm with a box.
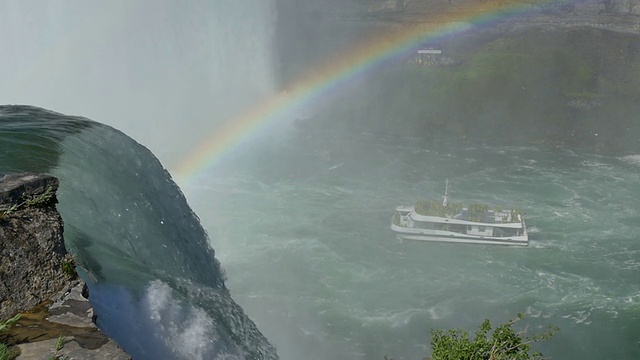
[0,0,275,168]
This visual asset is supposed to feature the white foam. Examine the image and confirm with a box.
[620,154,640,166]
[360,308,430,328]
[581,159,612,169]
[86,281,232,360]
[528,226,541,233]
[143,280,221,360]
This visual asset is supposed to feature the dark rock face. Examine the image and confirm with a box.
[0,173,59,211]
[0,173,68,321]
[0,173,131,359]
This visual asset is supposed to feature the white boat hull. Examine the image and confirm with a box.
[391,223,529,246]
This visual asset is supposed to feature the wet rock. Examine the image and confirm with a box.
[0,173,67,321]
[3,280,130,360]
[0,173,59,211]
[0,173,130,359]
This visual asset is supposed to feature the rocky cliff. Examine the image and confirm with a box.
[0,173,67,320]
[275,0,640,155]
[0,173,130,360]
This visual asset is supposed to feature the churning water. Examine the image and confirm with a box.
[2,109,639,359]
[185,133,640,360]
[2,1,640,358]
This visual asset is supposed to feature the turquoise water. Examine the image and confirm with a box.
[3,2,639,357]
[185,135,640,360]
[3,106,639,359]
[0,106,276,360]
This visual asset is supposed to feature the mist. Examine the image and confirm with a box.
[3,1,640,359]
[0,0,275,168]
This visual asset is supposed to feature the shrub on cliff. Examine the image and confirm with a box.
[0,314,20,360]
[385,313,558,360]
[430,313,558,360]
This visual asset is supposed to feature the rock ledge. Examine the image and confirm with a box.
[0,173,130,360]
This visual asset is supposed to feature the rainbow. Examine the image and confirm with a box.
[174,0,559,182]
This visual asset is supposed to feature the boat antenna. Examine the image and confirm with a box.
[442,178,449,207]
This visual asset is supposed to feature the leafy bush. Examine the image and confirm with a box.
[430,313,558,360]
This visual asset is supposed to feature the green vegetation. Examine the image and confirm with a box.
[0,314,21,360]
[0,314,20,333]
[45,334,69,360]
[0,316,71,360]
[414,200,522,223]
[61,258,77,278]
[0,186,55,221]
[0,204,19,222]
[55,335,65,352]
[466,203,489,223]
[415,200,462,218]
[23,186,55,207]
[430,313,558,360]
[313,27,640,155]
[385,313,558,360]
[0,343,17,360]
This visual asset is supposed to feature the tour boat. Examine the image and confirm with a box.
[391,180,528,246]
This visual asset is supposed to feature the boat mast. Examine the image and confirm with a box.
[442,178,449,207]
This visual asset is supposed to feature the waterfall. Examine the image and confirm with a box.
[0,0,276,167]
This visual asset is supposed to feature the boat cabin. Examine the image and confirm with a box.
[467,225,494,236]
[391,180,528,245]
[394,206,413,226]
